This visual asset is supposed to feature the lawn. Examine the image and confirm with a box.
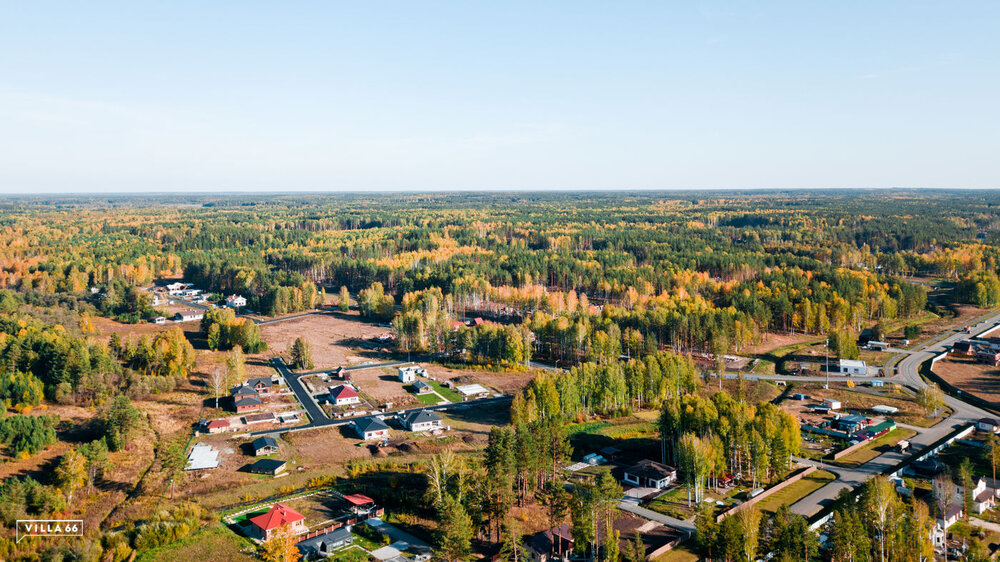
[646,487,696,519]
[230,508,268,525]
[645,485,742,520]
[754,469,836,513]
[831,428,917,468]
[328,546,371,562]
[653,543,700,562]
[415,392,441,405]
[428,380,462,402]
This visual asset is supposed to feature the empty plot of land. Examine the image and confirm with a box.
[256,312,388,370]
[934,356,1000,406]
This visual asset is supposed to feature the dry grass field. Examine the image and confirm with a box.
[934,355,1000,406]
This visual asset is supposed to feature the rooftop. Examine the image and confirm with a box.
[354,416,389,434]
[297,527,353,555]
[624,459,676,481]
[455,383,489,396]
[249,459,287,474]
[249,503,305,532]
[253,436,278,450]
[330,384,359,399]
[344,493,376,506]
[400,409,442,426]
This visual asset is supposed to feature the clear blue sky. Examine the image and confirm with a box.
[1,1,998,192]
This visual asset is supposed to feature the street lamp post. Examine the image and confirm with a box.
[825,338,830,389]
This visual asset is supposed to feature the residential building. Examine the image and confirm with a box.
[968,478,997,514]
[527,524,574,562]
[252,436,279,456]
[353,416,390,440]
[413,380,433,395]
[248,503,307,541]
[297,527,354,559]
[400,409,443,432]
[977,348,1000,366]
[173,309,204,322]
[152,316,166,324]
[398,365,425,382]
[872,405,898,415]
[622,459,677,490]
[166,282,190,294]
[932,502,963,549]
[248,459,287,476]
[247,377,276,394]
[329,385,361,406]
[226,294,247,308]
[952,341,976,356]
[204,419,230,434]
[978,418,1000,433]
[234,395,262,413]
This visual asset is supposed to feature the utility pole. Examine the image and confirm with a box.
[825,338,830,389]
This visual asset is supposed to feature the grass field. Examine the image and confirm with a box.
[831,428,917,468]
[415,392,441,405]
[428,380,462,402]
[136,524,252,562]
[754,469,836,513]
[653,543,699,562]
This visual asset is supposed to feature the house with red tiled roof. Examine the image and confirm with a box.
[329,384,360,406]
[204,419,230,434]
[248,503,307,541]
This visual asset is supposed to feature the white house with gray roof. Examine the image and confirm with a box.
[400,409,443,432]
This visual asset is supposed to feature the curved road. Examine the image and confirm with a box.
[787,310,1000,517]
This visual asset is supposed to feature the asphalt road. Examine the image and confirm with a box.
[252,309,334,325]
[786,310,1000,517]
[254,356,512,437]
[269,356,328,424]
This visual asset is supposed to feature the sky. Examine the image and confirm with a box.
[1,1,998,193]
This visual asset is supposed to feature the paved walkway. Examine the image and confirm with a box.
[618,498,695,535]
[970,517,1000,533]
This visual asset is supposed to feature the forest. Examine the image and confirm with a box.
[0,190,999,560]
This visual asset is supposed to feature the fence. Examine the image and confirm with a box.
[716,465,816,522]
[644,535,684,561]
[807,421,976,530]
[925,351,1000,418]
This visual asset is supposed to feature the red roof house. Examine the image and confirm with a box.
[248,503,307,540]
[329,385,361,406]
[205,419,230,434]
